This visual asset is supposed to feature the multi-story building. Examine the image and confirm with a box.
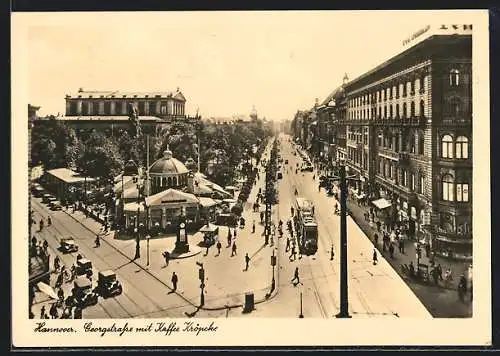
[45,88,194,137]
[303,25,473,260]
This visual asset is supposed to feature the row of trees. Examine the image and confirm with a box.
[30,117,273,187]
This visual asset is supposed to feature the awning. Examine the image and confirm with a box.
[372,198,392,210]
[199,223,219,233]
[199,197,218,207]
[37,281,58,299]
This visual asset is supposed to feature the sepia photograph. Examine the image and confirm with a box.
[12,10,491,347]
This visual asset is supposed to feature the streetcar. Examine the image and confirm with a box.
[293,197,318,255]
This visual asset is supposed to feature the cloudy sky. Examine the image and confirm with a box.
[15,10,477,120]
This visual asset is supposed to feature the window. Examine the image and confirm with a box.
[418,134,425,155]
[378,107,381,118]
[402,103,407,118]
[410,101,415,117]
[441,134,453,158]
[456,183,469,202]
[69,101,77,115]
[403,81,407,97]
[396,84,399,98]
[378,133,382,147]
[456,136,469,159]
[411,173,416,191]
[420,100,425,118]
[449,69,460,86]
[104,101,111,115]
[410,135,416,153]
[396,104,400,118]
[384,106,387,118]
[379,159,383,174]
[390,105,393,118]
[161,106,167,115]
[419,175,425,194]
[390,86,393,99]
[449,97,462,117]
[420,75,426,93]
[82,102,89,115]
[403,170,408,187]
[389,163,394,179]
[442,174,454,201]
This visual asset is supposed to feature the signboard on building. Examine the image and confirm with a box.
[402,24,472,47]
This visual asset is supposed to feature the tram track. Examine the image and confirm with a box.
[32,198,174,318]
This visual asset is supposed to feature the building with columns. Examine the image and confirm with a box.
[296,25,473,260]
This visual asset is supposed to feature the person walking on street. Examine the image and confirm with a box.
[162,251,170,266]
[291,267,300,285]
[372,248,378,265]
[216,241,222,256]
[252,220,256,234]
[233,229,237,239]
[95,235,100,248]
[436,263,443,281]
[47,216,52,226]
[227,230,232,247]
[260,211,264,224]
[374,233,379,246]
[171,272,178,292]
[285,237,290,252]
[458,274,467,302]
[39,219,44,231]
[245,253,250,271]
[40,305,47,319]
[49,303,58,319]
[376,220,381,232]
[289,245,297,261]
[389,243,395,259]
[231,242,237,257]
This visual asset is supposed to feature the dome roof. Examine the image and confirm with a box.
[149,149,189,175]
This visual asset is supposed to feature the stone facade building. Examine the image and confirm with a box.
[294,26,473,260]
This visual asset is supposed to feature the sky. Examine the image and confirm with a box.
[16,10,478,120]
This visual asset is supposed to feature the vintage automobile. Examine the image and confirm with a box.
[60,237,79,253]
[277,172,283,179]
[71,276,99,308]
[96,270,123,298]
[50,200,63,211]
[284,159,289,164]
[42,193,55,204]
[301,164,314,172]
[76,258,93,276]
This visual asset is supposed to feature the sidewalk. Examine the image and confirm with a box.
[60,141,280,313]
[342,193,473,317]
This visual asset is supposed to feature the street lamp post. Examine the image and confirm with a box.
[299,288,304,318]
[271,248,276,292]
[197,262,205,307]
[146,234,150,266]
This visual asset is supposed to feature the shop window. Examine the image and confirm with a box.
[439,212,456,233]
[456,136,469,159]
[449,69,460,87]
[456,182,469,202]
[442,174,454,201]
[441,134,453,158]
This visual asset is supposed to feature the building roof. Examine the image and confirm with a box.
[149,149,189,175]
[54,115,163,122]
[145,188,199,207]
[66,89,186,102]
[320,85,345,106]
[46,168,96,184]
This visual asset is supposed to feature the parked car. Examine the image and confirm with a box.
[42,193,55,204]
[60,237,79,253]
[71,277,98,308]
[301,164,314,172]
[49,200,63,211]
[277,172,283,179]
[96,270,123,298]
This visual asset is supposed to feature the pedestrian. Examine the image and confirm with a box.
[54,256,60,272]
[376,220,381,232]
[458,274,467,302]
[285,237,291,252]
[31,236,37,248]
[245,253,250,271]
[227,230,232,247]
[372,248,378,265]
[289,245,296,261]
[425,244,431,258]
[231,242,237,257]
[436,263,443,281]
[260,211,264,224]
[171,272,178,292]
[162,251,170,266]
[47,216,52,226]
[95,235,100,248]
[291,207,294,216]
[39,219,44,231]
[389,243,395,259]
[291,267,300,285]
[73,307,82,319]
[205,243,209,255]
[233,229,237,238]
[49,303,58,319]
[252,220,256,234]
[40,305,47,319]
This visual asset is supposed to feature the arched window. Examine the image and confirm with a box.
[456,136,469,159]
[442,174,454,201]
[410,101,415,117]
[402,103,407,118]
[449,69,460,86]
[441,134,453,158]
[167,177,172,187]
[420,100,425,118]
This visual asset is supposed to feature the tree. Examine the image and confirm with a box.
[79,132,124,180]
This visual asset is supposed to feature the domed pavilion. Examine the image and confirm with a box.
[149,149,190,195]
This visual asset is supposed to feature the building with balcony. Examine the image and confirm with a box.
[300,26,473,260]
